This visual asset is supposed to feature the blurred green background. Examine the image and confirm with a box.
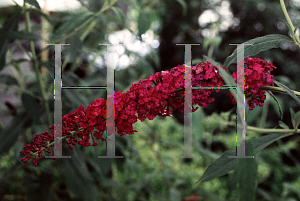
[0,0,299,200]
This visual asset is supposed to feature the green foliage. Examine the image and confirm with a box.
[0,6,21,71]
[21,93,41,124]
[273,80,300,107]
[0,0,300,200]
[236,141,257,201]
[0,74,19,86]
[222,34,294,69]
[137,10,153,38]
[24,0,41,10]
[0,111,31,156]
[192,133,294,189]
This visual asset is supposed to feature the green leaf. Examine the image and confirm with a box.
[0,7,21,71]
[24,0,41,9]
[279,19,294,36]
[251,133,292,153]
[236,141,257,201]
[175,0,187,16]
[8,31,41,41]
[102,0,117,8]
[0,40,9,72]
[278,121,289,129]
[203,55,244,125]
[0,111,31,155]
[62,78,89,108]
[293,25,300,38]
[21,92,41,124]
[169,188,181,201]
[192,149,236,189]
[267,90,283,122]
[290,108,296,129]
[222,34,294,69]
[214,36,222,49]
[61,146,100,201]
[192,133,292,190]
[51,11,94,42]
[295,111,300,129]
[137,10,152,38]
[0,74,19,86]
[273,80,300,107]
[191,59,203,65]
[65,35,82,63]
[203,55,237,89]
[203,38,211,50]
[26,8,54,24]
[111,6,125,26]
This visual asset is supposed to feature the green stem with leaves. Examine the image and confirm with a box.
[279,0,300,46]
[23,4,52,126]
[246,126,299,134]
[51,0,118,44]
[260,86,300,97]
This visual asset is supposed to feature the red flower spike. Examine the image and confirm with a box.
[20,58,276,166]
[229,57,277,110]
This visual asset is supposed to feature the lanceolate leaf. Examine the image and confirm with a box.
[61,147,100,201]
[138,10,152,38]
[0,7,21,71]
[24,0,41,9]
[290,108,296,129]
[295,111,300,129]
[222,34,294,69]
[111,6,125,26]
[175,0,187,16]
[8,31,41,41]
[203,55,237,96]
[279,19,294,36]
[267,90,283,122]
[294,25,300,39]
[236,141,257,201]
[273,80,300,107]
[192,133,293,190]
[21,93,41,124]
[278,121,289,129]
[50,11,94,42]
[0,74,19,86]
[0,111,31,155]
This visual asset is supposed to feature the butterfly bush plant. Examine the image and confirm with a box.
[20,57,277,166]
[1,0,300,200]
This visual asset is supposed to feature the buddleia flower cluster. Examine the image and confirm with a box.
[20,58,276,166]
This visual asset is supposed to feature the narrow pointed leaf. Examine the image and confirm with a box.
[8,31,41,41]
[279,19,294,36]
[278,121,289,129]
[175,0,187,16]
[192,133,292,190]
[0,8,21,71]
[236,141,257,201]
[294,25,300,37]
[223,34,294,69]
[290,108,296,129]
[24,0,41,9]
[21,93,41,124]
[295,111,300,129]
[111,7,125,26]
[138,10,152,37]
[0,111,31,155]
[0,74,19,86]
[267,90,283,121]
[273,80,300,107]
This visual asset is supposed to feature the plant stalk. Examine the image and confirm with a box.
[246,126,299,134]
[24,5,52,126]
[279,0,300,45]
